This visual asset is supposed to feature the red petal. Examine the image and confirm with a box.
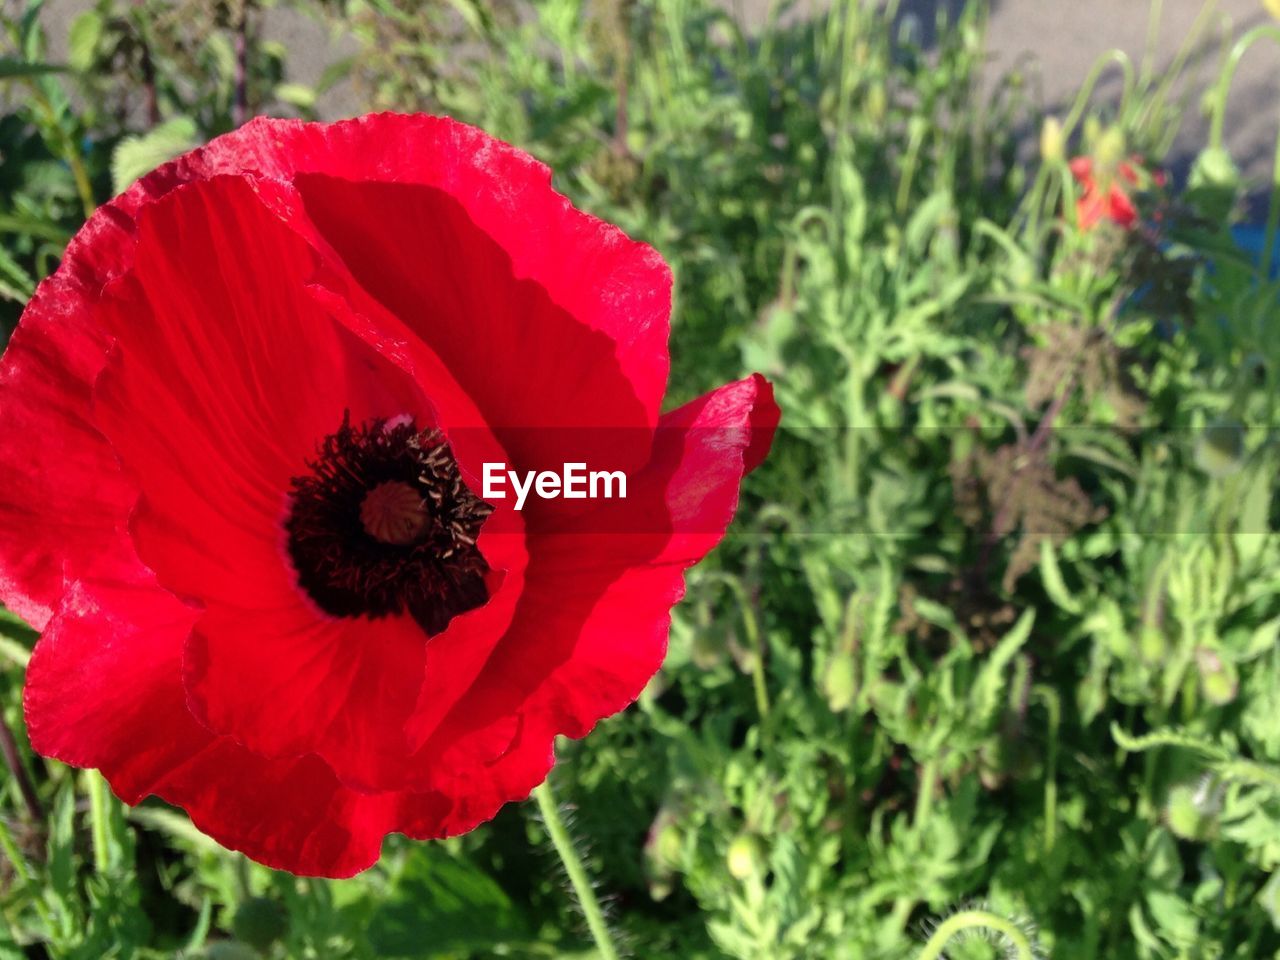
[436,375,779,745]
[291,173,663,476]
[24,569,204,802]
[1075,190,1107,230]
[86,175,513,791]
[26,566,542,877]
[1108,187,1138,227]
[193,115,672,438]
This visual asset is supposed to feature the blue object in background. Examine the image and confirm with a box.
[1232,224,1280,278]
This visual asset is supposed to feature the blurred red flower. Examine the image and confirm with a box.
[1070,154,1168,234]
[0,115,778,876]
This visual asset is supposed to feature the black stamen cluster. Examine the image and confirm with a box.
[285,414,493,635]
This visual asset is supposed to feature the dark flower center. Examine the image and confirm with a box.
[285,414,493,635]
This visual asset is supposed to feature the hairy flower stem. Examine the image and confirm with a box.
[85,770,112,873]
[917,910,1036,960]
[533,780,621,960]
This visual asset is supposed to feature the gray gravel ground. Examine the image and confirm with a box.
[36,0,1280,210]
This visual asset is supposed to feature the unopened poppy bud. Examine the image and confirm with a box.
[726,833,764,880]
[233,897,287,951]
[1191,147,1241,189]
[1165,778,1220,841]
[644,807,684,901]
[1040,117,1064,163]
[1094,127,1125,175]
[1083,116,1102,150]
[646,809,684,874]
[1194,418,1246,478]
[1139,624,1167,663]
[1195,647,1239,705]
[821,653,857,713]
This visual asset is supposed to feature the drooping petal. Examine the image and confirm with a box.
[431,375,779,748]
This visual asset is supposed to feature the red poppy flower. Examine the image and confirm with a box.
[1069,155,1162,231]
[0,114,778,876]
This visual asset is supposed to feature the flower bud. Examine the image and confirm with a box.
[1094,127,1126,175]
[644,806,684,901]
[1083,116,1102,151]
[1165,778,1220,841]
[1191,147,1242,190]
[646,810,683,874]
[821,652,858,713]
[726,833,764,881]
[1139,624,1167,663]
[1040,117,1064,164]
[1195,647,1239,706]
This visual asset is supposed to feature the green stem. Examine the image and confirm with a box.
[234,854,253,899]
[533,780,621,960]
[85,769,111,873]
[914,754,939,826]
[917,909,1036,960]
[1034,686,1061,853]
[24,82,96,219]
[890,753,942,931]
[1263,113,1280,278]
[1060,51,1135,141]
[1207,26,1280,151]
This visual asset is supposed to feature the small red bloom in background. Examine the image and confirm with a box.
[0,114,779,877]
[1069,155,1165,231]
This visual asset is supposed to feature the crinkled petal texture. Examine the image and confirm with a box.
[2,114,778,877]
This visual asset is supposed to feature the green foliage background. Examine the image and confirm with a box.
[2,0,1280,957]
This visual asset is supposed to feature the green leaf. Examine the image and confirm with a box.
[0,58,65,78]
[0,242,35,302]
[66,11,104,73]
[970,609,1035,725]
[274,82,316,110]
[127,805,226,854]
[110,117,199,195]
[1038,539,1083,615]
[368,846,529,956]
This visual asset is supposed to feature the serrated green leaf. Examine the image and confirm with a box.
[110,117,199,195]
[1038,539,1083,614]
[66,11,104,72]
